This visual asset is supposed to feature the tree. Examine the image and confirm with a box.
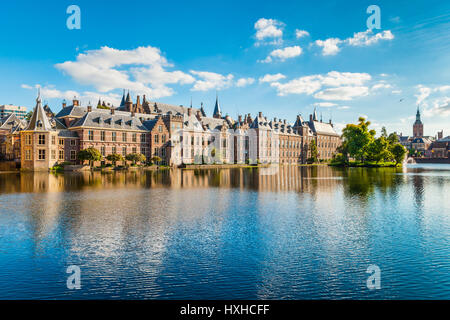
[342,117,376,162]
[77,147,102,168]
[125,153,146,165]
[381,126,388,138]
[106,153,124,166]
[366,137,391,164]
[25,111,33,121]
[150,156,162,165]
[309,139,318,163]
[387,132,399,145]
[391,144,407,165]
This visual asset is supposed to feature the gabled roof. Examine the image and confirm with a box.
[0,113,22,131]
[308,120,339,136]
[55,105,88,118]
[201,116,226,131]
[250,115,271,130]
[26,92,53,131]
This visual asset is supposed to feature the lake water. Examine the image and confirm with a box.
[0,164,449,299]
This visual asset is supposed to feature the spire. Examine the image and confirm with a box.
[213,93,222,118]
[125,90,132,103]
[313,107,318,121]
[190,97,193,108]
[26,91,52,131]
[120,90,126,107]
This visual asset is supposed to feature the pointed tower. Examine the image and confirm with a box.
[120,90,126,107]
[313,108,318,121]
[125,90,133,112]
[21,90,59,170]
[413,106,423,137]
[213,93,222,119]
[26,90,52,131]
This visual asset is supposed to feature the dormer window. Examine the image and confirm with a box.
[37,120,43,128]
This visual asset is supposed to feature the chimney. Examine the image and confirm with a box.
[87,105,92,112]
[188,107,192,116]
[111,108,115,115]
[62,100,67,108]
[274,117,277,122]
[438,130,443,140]
[258,111,262,118]
[309,114,313,122]
[73,99,79,106]
[131,111,135,117]
[238,115,242,123]
[283,119,286,124]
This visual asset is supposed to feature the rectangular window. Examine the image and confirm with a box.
[141,134,146,143]
[51,150,56,160]
[122,147,127,155]
[59,150,64,160]
[112,132,116,142]
[70,150,76,160]
[132,147,137,154]
[26,135,32,145]
[25,150,31,160]
[158,125,163,133]
[101,131,105,141]
[162,135,166,143]
[38,149,45,160]
[101,146,105,156]
[122,132,127,142]
[88,130,94,141]
[154,134,159,144]
[52,136,56,145]
[38,134,45,145]
[112,146,116,154]
[59,139,64,146]
[132,133,137,142]
[70,139,76,146]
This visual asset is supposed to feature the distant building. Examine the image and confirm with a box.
[0,104,28,120]
[429,135,450,158]
[413,107,424,138]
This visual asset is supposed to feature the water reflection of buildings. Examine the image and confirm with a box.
[1,167,346,194]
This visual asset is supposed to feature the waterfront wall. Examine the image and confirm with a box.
[414,157,450,164]
[0,161,20,171]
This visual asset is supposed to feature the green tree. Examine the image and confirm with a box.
[309,139,318,163]
[342,117,376,162]
[366,137,391,164]
[150,156,162,165]
[77,147,102,168]
[387,132,399,145]
[106,153,124,166]
[25,111,33,121]
[381,126,388,138]
[125,153,146,165]
[391,144,407,165]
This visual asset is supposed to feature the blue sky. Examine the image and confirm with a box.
[1,0,449,136]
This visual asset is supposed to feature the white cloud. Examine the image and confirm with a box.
[236,77,255,87]
[259,73,286,83]
[21,84,121,107]
[415,85,432,105]
[295,29,309,39]
[270,71,371,98]
[254,18,284,45]
[314,102,337,107]
[346,29,394,46]
[260,46,302,63]
[372,82,392,90]
[190,71,234,91]
[392,90,402,94]
[338,105,351,110]
[271,75,323,96]
[315,29,394,56]
[21,84,33,89]
[315,38,342,56]
[314,86,369,101]
[55,46,196,99]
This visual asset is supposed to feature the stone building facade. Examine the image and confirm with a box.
[3,91,342,170]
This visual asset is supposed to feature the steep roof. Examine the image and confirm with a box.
[308,120,339,136]
[0,113,23,131]
[26,92,53,131]
[213,94,222,118]
[70,110,148,131]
